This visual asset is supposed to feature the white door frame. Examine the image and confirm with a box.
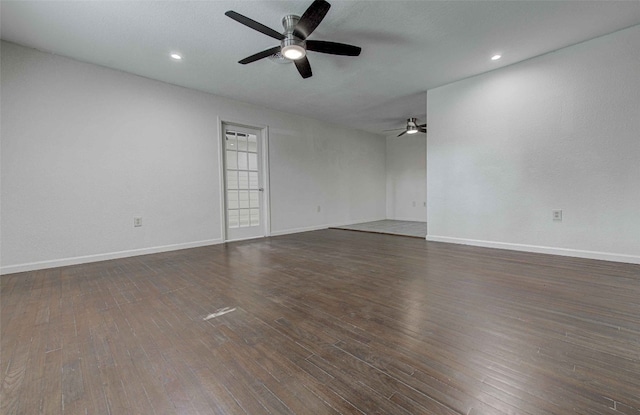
[217,117,271,242]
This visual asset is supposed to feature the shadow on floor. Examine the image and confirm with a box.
[330,220,427,238]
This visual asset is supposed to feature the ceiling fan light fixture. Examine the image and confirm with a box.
[406,128,418,135]
[282,44,306,60]
[281,33,306,60]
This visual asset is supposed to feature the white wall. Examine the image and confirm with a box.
[0,41,386,274]
[427,25,640,264]
[268,124,386,234]
[385,134,426,221]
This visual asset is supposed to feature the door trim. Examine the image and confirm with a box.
[217,116,271,242]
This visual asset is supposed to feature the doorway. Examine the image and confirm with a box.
[222,123,269,241]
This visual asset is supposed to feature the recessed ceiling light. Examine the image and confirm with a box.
[491,54,502,61]
[170,53,182,60]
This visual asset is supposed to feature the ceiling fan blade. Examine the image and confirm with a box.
[418,123,427,128]
[397,131,407,137]
[419,127,427,133]
[238,46,281,64]
[294,56,313,79]
[293,0,331,39]
[306,40,361,56]
[225,11,285,41]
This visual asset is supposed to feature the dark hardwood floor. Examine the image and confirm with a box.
[1,229,639,414]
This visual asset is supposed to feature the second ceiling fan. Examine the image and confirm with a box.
[225,0,361,79]
[385,118,428,137]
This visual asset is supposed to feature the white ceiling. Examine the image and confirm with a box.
[2,1,639,134]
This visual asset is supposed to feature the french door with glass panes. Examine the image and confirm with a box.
[223,125,266,241]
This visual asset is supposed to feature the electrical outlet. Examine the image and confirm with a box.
[134,217,142,227]
[423,202,426,207]
[552,210,562,222]
[317,205,321,213]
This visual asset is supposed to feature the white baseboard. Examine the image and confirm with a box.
[426,235,640,265]
[0,238,224,275]
[2,219,389,275]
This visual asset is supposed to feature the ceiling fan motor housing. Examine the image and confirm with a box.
[281,15,306,59]
[406,118,419,134]
[282,15,300,34]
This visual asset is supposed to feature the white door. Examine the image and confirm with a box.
[223,124,266,241]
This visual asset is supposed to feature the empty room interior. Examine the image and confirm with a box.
[1,1,639,414]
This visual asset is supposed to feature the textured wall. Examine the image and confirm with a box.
[427,25,640,263]
[1,42,386,273]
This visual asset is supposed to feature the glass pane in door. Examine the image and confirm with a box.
[224,128,263,240]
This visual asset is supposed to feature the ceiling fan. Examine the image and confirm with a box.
[225,0,361,79]
[384,118,428,137]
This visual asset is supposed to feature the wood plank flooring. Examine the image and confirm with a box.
[1,229,639,414]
